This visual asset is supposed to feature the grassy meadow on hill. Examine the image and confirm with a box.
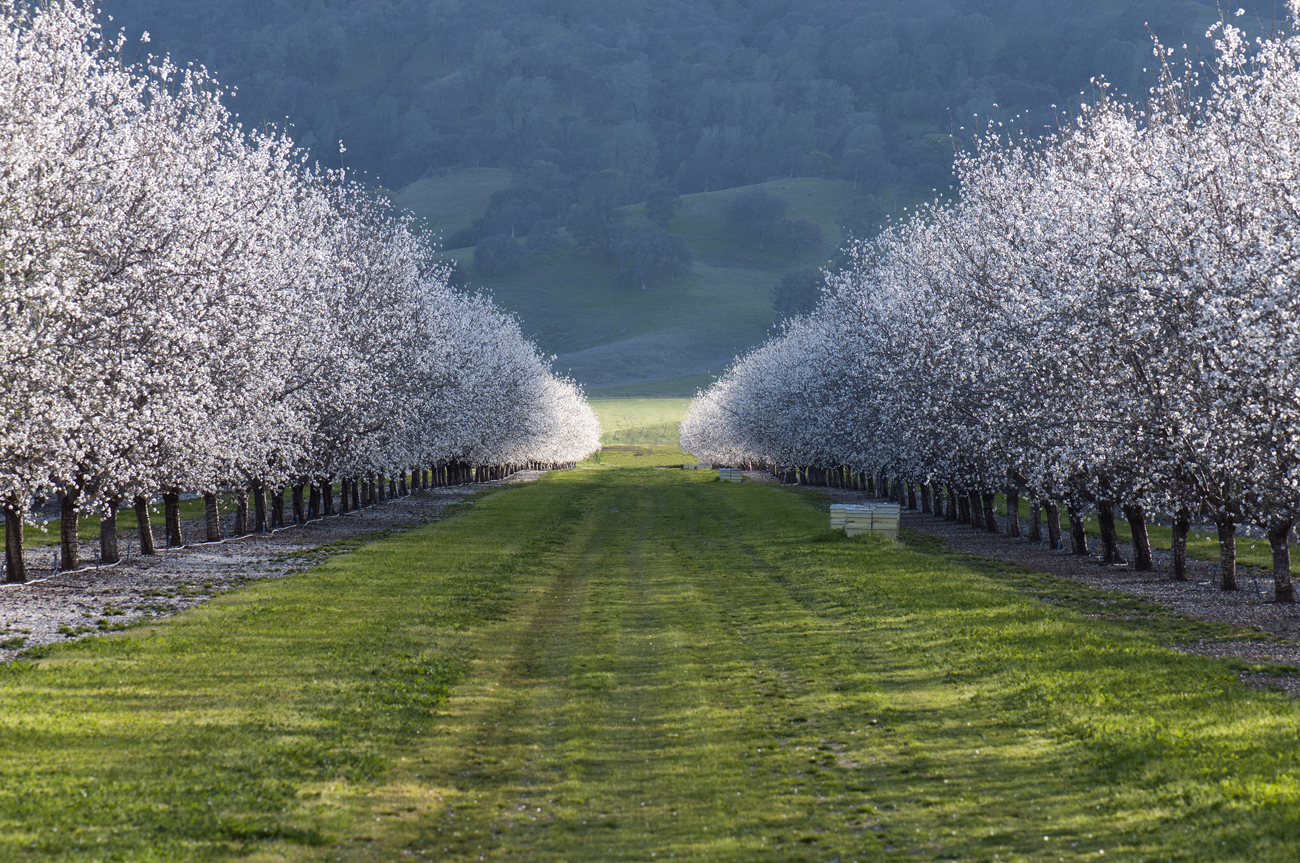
[390,169,512,238]
[406,176,870,396]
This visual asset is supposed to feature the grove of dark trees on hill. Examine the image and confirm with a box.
[106,1,1279,195]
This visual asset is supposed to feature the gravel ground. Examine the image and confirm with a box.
[0,472,544,659]
[741,471,1300,693]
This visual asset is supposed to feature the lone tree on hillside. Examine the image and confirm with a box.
[570,168,627,260]
[781,217,823,257]
[725,188,786,250]
[774,266,824,316]
[474,233,525,275]
[646,188,680,227]
[615,230,692,289]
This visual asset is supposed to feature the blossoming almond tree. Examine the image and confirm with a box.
[684,4,1300,602]
[0,1,600,583]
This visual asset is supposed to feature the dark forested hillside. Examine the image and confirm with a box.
[107,0,1279,194]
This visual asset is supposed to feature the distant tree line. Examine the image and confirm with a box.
[105,0,1275,194]
[469,166,691,289]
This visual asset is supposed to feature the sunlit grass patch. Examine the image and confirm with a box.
[582,444,697,468]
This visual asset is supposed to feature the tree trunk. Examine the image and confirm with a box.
[1067,504,1087,555]
[399,471,408,496]
[905,482,916,510]
[1045,501,1062,551]
[308,483,321,520]
[204,493,221,542]
[1171,508,1191,581]
[980,492,997,533]
[292,483,306,526]
[947,488,958,521]
[133,496,156,555]
[879,476,890,500]
[252,481,268,534]
[389,476,397,499]
[100,498,121,564]
[1267,517,1295,603]
[969,491,985,529]
[323,481,334,517]
[59,488,80,570]
[271,488,285,529]
[164,488,183,548]
[1097,500,1122,564]
[234,489,248,537]
[1215,512,1238,591]
[1028,499,1042,543]
[1123,503,1153,572]
[920,484,932,514]
[4,500,27,583]
[957,492,970,524]
[354,478,363,509]
[1005,486,1021,537]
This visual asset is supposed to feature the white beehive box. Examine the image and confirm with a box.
[830,503,901,538]
[718,468,745,482]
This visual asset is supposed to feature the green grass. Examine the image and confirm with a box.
[588,397,693,445]
[392,168,512,238]
[581,444,697,468]
[4,471,1300,861]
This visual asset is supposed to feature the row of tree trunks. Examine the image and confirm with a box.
[6,462,532,582]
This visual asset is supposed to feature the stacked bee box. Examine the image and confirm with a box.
[830,503,901,538]
[718,468,745,482]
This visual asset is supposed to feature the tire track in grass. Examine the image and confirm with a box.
[397,471,908,861]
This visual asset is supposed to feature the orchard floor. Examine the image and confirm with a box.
[0,473,543,658]
[4,469,1300,861]
[760,473,1300,683]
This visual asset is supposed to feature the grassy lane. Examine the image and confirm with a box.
[343,471,1300,862]
[3,470,1300,861]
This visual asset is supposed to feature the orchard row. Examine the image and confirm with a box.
[0,3,599,583]
[683,6,1300,601]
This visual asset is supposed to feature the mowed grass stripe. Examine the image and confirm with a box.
[0,480,598,861]
[2,470,1300,861]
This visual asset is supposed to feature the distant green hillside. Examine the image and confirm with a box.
[391,169,512,238]
[405,175,872,396]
